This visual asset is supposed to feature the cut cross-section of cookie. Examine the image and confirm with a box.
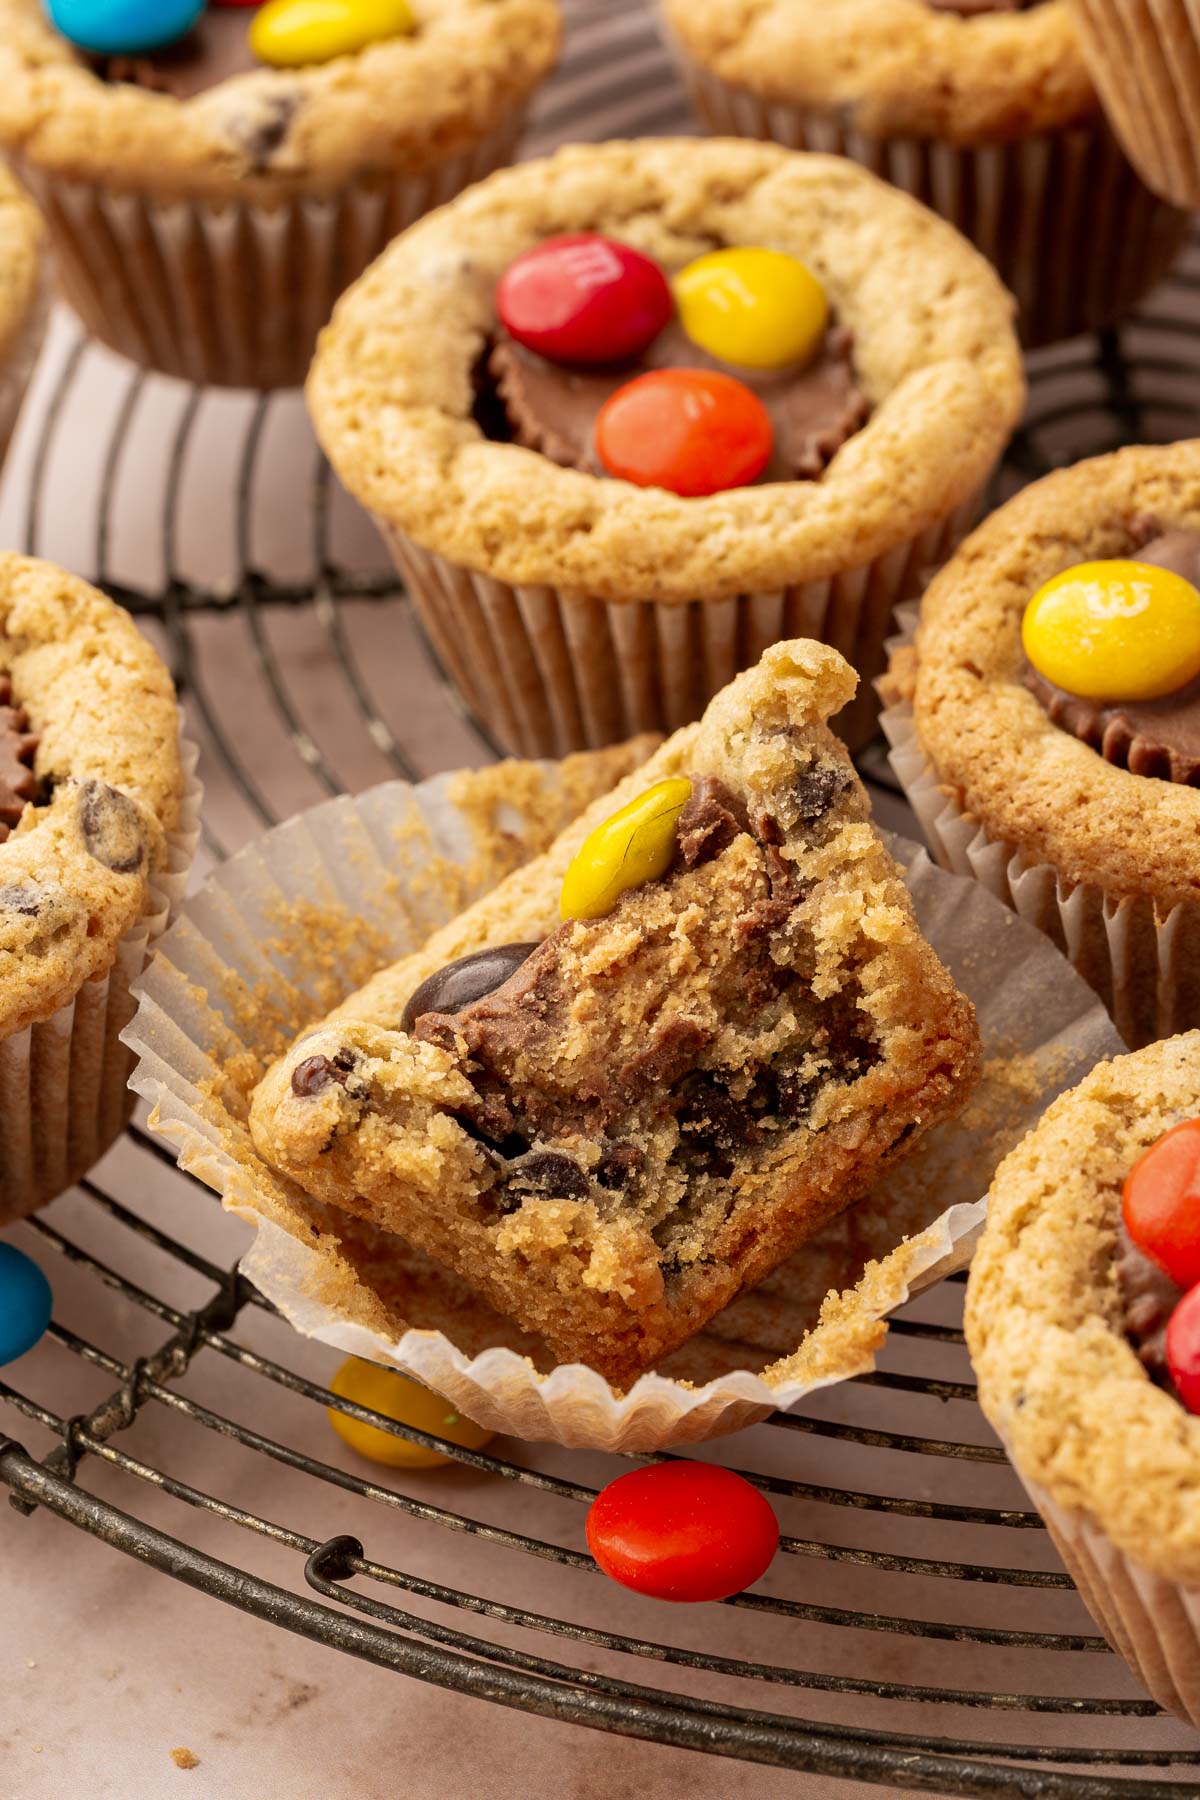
[250,641,980,1386]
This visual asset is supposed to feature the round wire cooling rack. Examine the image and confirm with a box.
[6,4,1200,1790]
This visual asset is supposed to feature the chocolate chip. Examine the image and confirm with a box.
[234,92,301,168]
[504,1150,590,1201]
[79,781,145,874]
[291,1048,357,1098]
[0,883,41,917]
[401,942,542,1035]
[793,763,845,823]
[596,1141,644,1190]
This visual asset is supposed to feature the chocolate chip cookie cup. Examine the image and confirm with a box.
[1067,1,1200,208]
[0,0,560,390]
[881,441,1200,1051]
[308,138,1023,756]
[0,167,47,465]
[965,1032,1200,1725]
[662,0,1188,348]
[0,555,200,1222]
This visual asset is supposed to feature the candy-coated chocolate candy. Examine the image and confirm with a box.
[48,0,205,55]
[1022,559,1200,702]
[496,234,673,367]
[674,246,829,371]
[1166,1285,1200,1414]
[586,1461,779,1602]
[328,1357,493,1468]
[400,942,541,1034]
[595,369,772,497]
[0,1244,52,1366]
[560,777,692,921]
[250,0,415,67]
[1123,1117,1200,1290]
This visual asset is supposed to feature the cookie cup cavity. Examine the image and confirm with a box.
[1068,0,1200,208]
[0,0,560,388]
[965,1032,1200,1724]
[881,442,1200,1051]
[308,138,1023,755]
[0,167,47,465]
[0,556,201,1220]
[124,757,1119,1451]
[663,0,1186,347]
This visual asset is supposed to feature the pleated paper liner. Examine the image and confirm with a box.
[670,48,1188,349]
[880,605,1200,1050]
[124,753,1122,1450]
[1068,0,1200,210]
[0,728,202,1223]
[10,111,525,390]
[383,490,982,760]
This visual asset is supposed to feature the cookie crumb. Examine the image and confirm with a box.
[170,1748,199,1771]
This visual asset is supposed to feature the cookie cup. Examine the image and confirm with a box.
[0,166,48,465]
[1068,0,1200,209]
[966,1031,1200,1724]
[0,557,201,1222]
[0,0,560,389]
[663,0,1187,348]
[123,746,1120,1451]
[308,138,1023,756]
[881,442,1200,1052]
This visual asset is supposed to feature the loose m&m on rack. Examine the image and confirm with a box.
[586,1462,779,1603]
[1023,560,1200,702]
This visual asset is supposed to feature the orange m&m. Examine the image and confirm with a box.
[1123,1116,1200,1290]
[595,368,772,497]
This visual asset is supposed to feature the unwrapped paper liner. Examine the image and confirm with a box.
[880,603,1200,1050]
[125,764,1122,1451]
[1,723,202,1221]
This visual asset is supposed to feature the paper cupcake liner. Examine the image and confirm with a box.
[123,760,1122,1450]
[880,608,1200,1050]
[1021,1474,1200,1725]
[673,52,1187,348]
[10,112,525,391]
[1069,0,1200,210]
[0,727,202,1224]
[383,490,982,760]
[0,256,50,467]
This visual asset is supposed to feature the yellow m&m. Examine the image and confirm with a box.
[250,0,414,68]
[328,1357,492,1469]
[560,778,692,922]
[1022,560,1200,702]
[674,247,828,371]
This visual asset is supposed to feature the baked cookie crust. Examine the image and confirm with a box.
[307,138,1024,604]
[0,0,560,200]
[965,1031,1200,1587]
[0,165,43,370]
[907,441,1200,913]
[662,0,1094,145]
[0,554,184,1036]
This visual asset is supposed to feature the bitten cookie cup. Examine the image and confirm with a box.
[0,555,200,1222]
[0,0,560,390]
[965,1032,1200,1726]
[0,168,48,467]
[662,0,1188,348]
[881,441,1200,1052]
[1068,0,1200,209]
[307,138,1024,757]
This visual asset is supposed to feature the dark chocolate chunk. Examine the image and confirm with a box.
[79,781,145,873]
[291,1047,357,1098]
[596,1140,644,1190]
[401,942,542,1035]
[504,1149,590,1201]
[0,883,42,917]
[675,774,749,868]
[0,673,39,844]
[792,763,846,822]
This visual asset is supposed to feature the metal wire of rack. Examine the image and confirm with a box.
[6,5,1200,1793]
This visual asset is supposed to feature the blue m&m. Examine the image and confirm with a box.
[0,1244,52,1366]
[48,0,206,56]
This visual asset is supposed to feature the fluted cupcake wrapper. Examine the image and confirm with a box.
[671,48,1187,348]
[123,760,1119,1451]
[11,113,526,390]
[0,726,202,1223]
[880,608,1200,1049]
[1068,0,1200,210]
[383,491,981,759]
[0,256,49,468]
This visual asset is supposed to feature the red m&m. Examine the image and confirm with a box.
[585,1460,779,1602]
[1167,1284,1200,1414]
[496,233,673,367]
[595,368,772,497]
[1123,1116,1200,1290]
